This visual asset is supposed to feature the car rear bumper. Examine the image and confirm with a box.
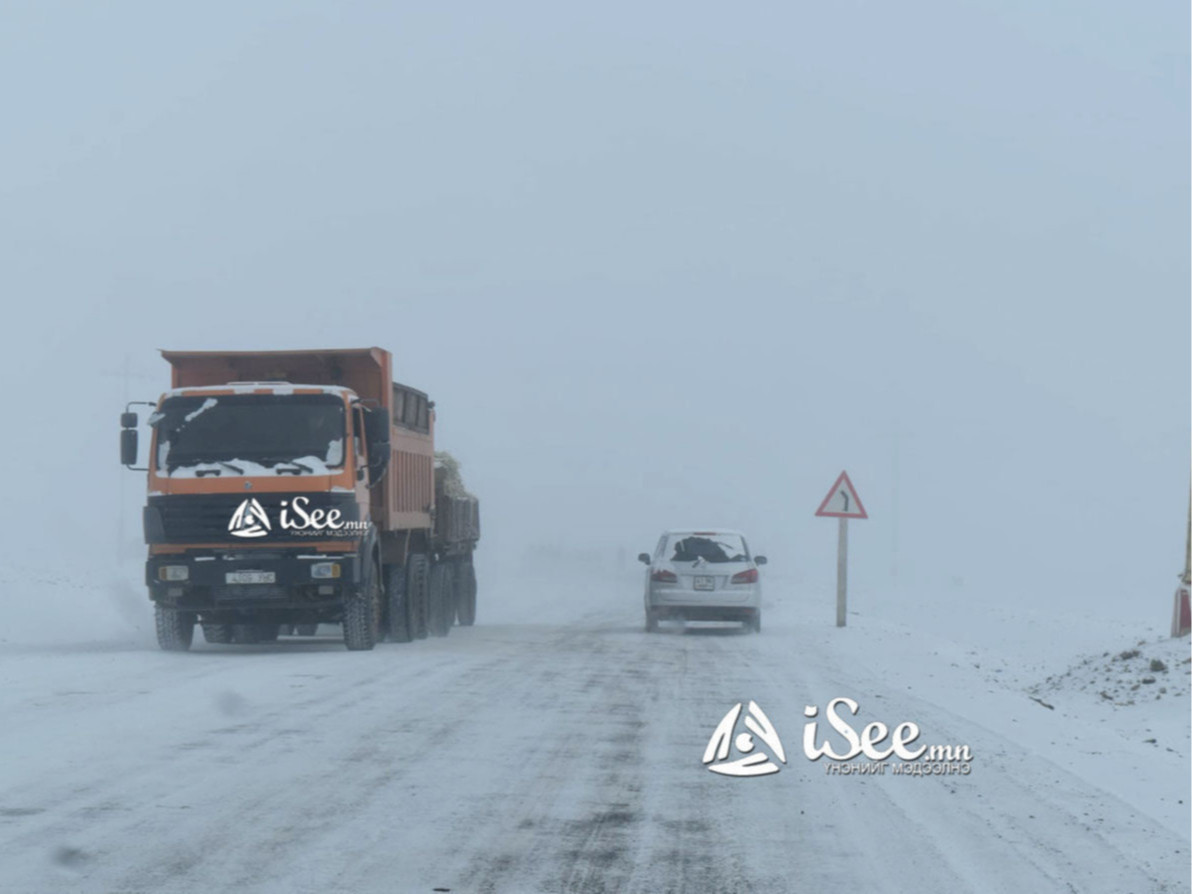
[650,604,759,622]
[648,586,758,607]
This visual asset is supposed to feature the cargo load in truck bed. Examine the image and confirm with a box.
[435,452,480,547]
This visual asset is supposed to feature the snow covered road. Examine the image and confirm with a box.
[0,578,1188,894]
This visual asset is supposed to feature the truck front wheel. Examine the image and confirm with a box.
[155,605,195,652]
[343,557,382,651]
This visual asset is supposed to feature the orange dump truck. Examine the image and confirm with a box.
[119,348,480,651]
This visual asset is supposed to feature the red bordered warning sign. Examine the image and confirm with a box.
[815,471,868,519]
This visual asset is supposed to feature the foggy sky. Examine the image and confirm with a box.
[1,2,1187,622]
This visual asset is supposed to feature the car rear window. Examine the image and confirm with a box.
[664,534,748,563]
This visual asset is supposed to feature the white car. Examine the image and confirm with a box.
[639,529,767,633]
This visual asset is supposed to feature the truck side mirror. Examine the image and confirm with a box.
[638,553,651,564]
[121,411,138,429]
[364,408,390,445]
[364,408,391,485]
[121,428,139,466]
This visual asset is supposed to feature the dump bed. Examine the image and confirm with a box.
[161,347,395,410]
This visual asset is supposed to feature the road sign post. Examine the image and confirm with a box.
[837,517,848,627]
[816,471,867,628]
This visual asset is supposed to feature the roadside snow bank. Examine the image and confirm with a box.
[761,577,1192,841]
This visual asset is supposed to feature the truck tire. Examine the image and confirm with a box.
[343,557,382,651]
[428,562,454,638]
[385,564,411,643]
[202,622,234,644]
[406,554,430,640]
[155,605,195,651]
[456,558,477,627]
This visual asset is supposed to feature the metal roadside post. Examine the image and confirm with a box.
[1173,485,1191,639]
[815,471,868,628]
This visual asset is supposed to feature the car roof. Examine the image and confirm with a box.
[661,528,746,537]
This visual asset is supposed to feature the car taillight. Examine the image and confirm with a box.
[731,568,758,584]
[651,569,678,583]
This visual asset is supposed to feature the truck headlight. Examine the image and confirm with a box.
[158,565,189,582]
[310,562,341,579]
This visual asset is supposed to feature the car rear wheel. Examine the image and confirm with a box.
[645,609,659,633]
[750,612,761,634]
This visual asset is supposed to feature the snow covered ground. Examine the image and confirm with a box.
[0,562,1187,893]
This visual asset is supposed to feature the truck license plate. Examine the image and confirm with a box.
[693,575,715,591]
[226,571,275,585]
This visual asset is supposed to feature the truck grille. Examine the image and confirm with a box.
[145,493,362,545]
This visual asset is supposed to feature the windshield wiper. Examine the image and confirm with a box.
[251,457,315,474]
[274,460,313,474]
[168,458,244,475]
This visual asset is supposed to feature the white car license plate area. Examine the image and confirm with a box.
[693,575,715,591]
[226,571,275,585]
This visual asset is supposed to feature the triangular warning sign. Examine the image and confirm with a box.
[815,471,867,519]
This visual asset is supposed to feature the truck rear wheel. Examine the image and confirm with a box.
[428,562,453,638]
[155,605,195,652]
[385,564,411,643]
[456,558,477,627]
[406,554,430,640]
[202,622,234,644]
[344,557,382,651]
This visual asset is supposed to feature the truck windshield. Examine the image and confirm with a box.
[151,394,346,475]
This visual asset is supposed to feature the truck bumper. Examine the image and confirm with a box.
[147,549,362,612]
